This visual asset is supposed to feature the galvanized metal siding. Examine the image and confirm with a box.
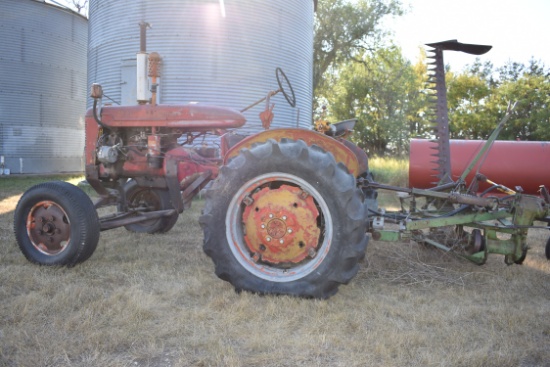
[88,0,313,134]
[0,0,88,174]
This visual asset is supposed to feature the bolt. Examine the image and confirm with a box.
[308,248,317,258]
[266,236,271,242]
[299,190,309,199]
[282,215,287,221]
[279,239,284,244]
[261,224,266,229]
[252,253,261,262]
[287,228,293,233]
[269,213,274,218]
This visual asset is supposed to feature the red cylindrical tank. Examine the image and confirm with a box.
[409,139,550,195]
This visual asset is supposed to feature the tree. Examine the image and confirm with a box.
[496,63,550,140]
[313,0,403,94]
[70,0,88,14]
[446,67,494,139]
[48,0,88,16]
[319,47,425,156]
[446,59,550,141]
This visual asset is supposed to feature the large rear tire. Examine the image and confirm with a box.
[200,139,368,299]
[121,180,179,234]
[14,181,100,266]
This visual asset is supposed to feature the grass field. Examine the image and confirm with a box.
[1,172,549,367]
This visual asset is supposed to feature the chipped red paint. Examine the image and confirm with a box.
[85,104,246,130]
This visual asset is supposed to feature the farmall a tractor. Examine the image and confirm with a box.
[13,26,375,299]
[13,33,550,299]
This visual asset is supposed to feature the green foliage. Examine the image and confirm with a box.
[313,0,403,94]
[313,1,550,156]
[316,47,429,157]
[446,59,550,141]
[446,67,494,139]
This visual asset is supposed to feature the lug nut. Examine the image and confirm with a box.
[266,236,271,242]
[288,228,292,233]
[279,239,284,244]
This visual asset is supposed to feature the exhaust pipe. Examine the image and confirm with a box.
[137,21,150,104]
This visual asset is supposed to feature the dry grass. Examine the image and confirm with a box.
[1,175,550,367]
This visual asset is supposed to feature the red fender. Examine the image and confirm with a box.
[223,128,365,177]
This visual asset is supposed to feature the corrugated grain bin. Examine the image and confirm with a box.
[0,0,88,174]
[87,0,314,134]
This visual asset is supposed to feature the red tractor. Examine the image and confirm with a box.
[13,50,375,299]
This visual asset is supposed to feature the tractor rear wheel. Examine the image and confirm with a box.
[14,181,100,266]
[121,180,179,234]
[200,139,368,299]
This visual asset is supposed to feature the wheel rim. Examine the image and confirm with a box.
[128,188,162,225]
[226,173,332,282]
[26,201,71,255]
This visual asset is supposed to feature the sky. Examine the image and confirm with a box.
[384,0,550,71]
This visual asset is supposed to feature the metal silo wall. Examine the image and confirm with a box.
[88,0,313,133]
[0,0,88,174]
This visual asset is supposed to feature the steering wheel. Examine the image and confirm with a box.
[276,67,296,108]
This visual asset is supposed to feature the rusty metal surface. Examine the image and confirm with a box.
[27,201,71,256]
[409,139,550,195]
[340,139,369,175]
[225,171,333,282]
[242,185,320,264]
[86,105,246,130]
[224,128,360,176]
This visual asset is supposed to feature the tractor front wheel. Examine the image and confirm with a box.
[14,181,100,266]
[200,139,368,299]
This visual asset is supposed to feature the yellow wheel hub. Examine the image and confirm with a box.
[242,185,321,264]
